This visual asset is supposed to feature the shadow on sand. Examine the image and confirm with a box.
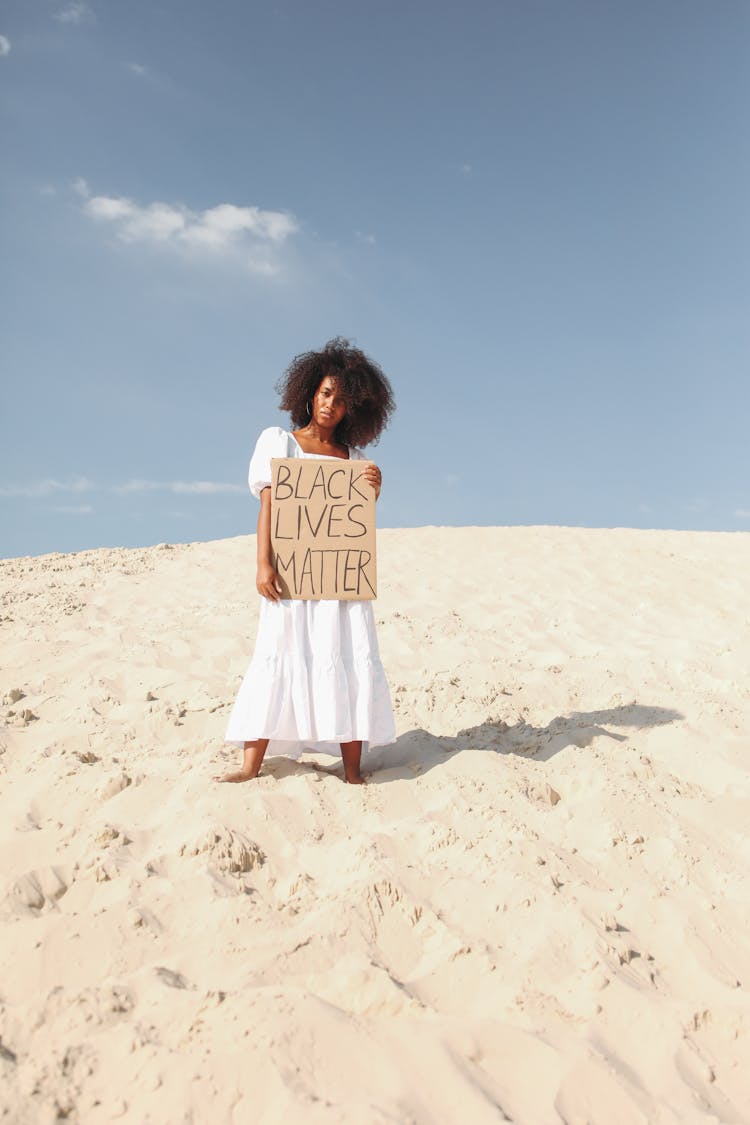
[362,702,685,784]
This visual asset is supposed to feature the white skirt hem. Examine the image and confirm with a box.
[223,735,397,760]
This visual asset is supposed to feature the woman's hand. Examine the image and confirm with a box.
[256,488,282,601]
[257,560,282,601]
[363,462,382,500]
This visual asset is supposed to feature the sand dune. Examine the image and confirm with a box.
[1,526,749,1123]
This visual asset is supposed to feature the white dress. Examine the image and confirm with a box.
[225,427,396,759]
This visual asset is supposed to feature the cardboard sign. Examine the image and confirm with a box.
[270,457,377,600]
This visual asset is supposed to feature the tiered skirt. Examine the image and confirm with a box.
[225,598,396,758]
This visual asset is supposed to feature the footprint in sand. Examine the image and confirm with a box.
[6,867,70,914]
[99,773,132,801]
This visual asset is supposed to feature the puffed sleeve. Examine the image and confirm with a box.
[248,427,289,498]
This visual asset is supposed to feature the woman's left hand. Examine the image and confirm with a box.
[363,463,382,500]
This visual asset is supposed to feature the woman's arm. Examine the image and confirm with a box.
[256,487,282,601]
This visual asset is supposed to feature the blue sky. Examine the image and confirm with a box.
[1,0,748,558]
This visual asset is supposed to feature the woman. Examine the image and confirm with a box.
[218,338,396,784]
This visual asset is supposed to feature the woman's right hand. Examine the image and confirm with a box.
[257,561,283,601]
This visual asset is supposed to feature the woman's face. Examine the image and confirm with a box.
[313,375,347,430]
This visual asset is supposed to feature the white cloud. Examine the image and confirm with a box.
[355,231,376,246]
[1,475,245,501]
[734,509,750,520]
[114,480,245,496]
[172,480,246,495]
[72,176,90,198]
[80,185,298,272]
[54,3,94,24]
[461,163,472,175]
[87,195,184,240]
[52,504,93,515]
[0,35,11,56]
[0,476,94,498]
[182,202,296,247]
[127,62,147,77]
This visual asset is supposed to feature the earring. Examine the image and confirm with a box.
[306,400,312,417]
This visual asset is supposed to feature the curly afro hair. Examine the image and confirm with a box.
[276,337,395,448]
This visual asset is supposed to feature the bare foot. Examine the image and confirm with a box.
[214,768,262,783]
[344,774,366,785]
[214,740,268,783]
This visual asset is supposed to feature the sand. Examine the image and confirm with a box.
[1,525,749,1124]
